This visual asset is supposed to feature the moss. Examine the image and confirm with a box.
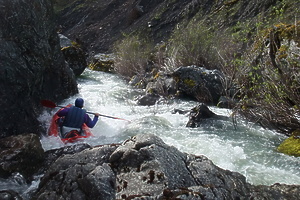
[277,130,300,157]
[183,79,196,87]
[275,21,300,40]
[88,60,114,72]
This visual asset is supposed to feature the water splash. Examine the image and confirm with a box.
[39,69,300,186]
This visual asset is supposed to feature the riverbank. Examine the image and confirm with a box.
[1,132,300,199]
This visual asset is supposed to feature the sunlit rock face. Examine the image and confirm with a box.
[0,0,78,137]
[33,134,300,199]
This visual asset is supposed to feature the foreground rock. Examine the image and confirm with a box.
[34,134,300,199]
[0,0,78,137]
[0,134,44,180]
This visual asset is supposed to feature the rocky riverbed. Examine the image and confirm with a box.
[0,133,299,199]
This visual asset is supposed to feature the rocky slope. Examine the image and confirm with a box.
[54,0,298,54]
[54,0,300,135]
[0,0,78,137]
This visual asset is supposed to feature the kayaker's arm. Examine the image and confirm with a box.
[84,114,99,128]
[57,107,70,117]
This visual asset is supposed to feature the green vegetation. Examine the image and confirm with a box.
[277,130,300,157]
[234,20,300,134]
[183,79,196,88]
[113,33,153,79]
[112,0,300,135]
[166,21,216,69]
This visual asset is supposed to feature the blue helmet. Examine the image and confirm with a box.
[75,98,84,108]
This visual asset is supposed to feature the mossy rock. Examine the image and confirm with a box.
[89,60,114,72]
[89,54,115,72]
[183,78,196,87]
[277,131,300,157]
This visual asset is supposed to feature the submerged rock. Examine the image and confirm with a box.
[33,134,300,199]
[137,93,160,106]
[186,104,228,128]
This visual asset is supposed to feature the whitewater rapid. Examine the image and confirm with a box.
[39,69,300,186]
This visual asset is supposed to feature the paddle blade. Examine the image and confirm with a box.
[41,100,57,108]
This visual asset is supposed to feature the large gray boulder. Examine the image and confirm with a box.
[173,66,224,104]
[34,145,117,200]
[0,0,78,137]
[33,134,300,199]
[59,34,87,76]
[61,45,87,76]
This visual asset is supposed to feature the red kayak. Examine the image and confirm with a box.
[48,105,93,143]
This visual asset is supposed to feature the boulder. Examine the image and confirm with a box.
[0,133,44,180]
[58,34,87,76]
[134,71,177,106]
[186,104,228,128]
[61,45,87,76]
[137,93,160,106]
[58,34,72,48]
[173,66,224,104]
[34,145,118,200]
[251,183,300,200]
[33,133,300,199]
[37,143,92,176]
[89,53,115,72]
[277,130,300,157]
[145,72,177,97]
[0,0,78,137]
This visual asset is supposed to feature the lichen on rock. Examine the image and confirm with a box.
[277,130,300,157]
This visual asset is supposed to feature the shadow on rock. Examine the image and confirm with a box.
[32,134,300,199]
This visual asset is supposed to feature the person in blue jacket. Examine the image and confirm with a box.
[57,98,100,138]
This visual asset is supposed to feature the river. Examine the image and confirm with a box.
[38,69,300,187]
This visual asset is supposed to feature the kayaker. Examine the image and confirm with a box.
[57,98,100,138]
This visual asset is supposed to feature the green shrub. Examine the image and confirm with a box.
[113,33,153,79]
[234,21,300,134]
[166,21,216,69]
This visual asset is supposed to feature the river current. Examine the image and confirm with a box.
[38,69,300,187]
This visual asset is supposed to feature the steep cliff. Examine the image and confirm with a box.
[0,0,78,137]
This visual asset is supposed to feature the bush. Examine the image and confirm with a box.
[234,21,300,135]
[165,21,216,70]
[113,33,153,79]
